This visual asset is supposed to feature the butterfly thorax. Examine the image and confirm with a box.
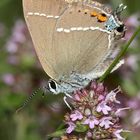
[48,72,91,94]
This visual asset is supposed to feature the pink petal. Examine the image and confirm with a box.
[94,119,99,125]
[89,121,95,129]
[98,95,104,101]
[66,122,76,134]
[105,105,112,111]
[74,93,81,101]
[102,109,108,115]
[70,114,77,121]
[96,106,102,112]
[83,119,90,125]
[66,127,73,134]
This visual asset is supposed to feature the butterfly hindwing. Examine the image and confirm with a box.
[52,2,113,79]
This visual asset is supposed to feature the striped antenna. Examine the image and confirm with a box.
[16,87,43,113]
[115,3,127,15]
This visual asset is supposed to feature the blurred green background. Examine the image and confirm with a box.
[0,0,140,140]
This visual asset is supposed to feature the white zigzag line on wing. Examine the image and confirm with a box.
[56,26,112,49]
[56,27,110,34]
[27,12,60,19]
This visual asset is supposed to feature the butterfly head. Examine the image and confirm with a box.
[47,79,78,94]
[47,75,90,95]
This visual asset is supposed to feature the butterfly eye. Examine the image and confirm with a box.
[48,80,57,90]
[116,24,124,32]
[48,80,61,94]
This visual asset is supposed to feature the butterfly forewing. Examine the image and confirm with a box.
[23,0,68,79]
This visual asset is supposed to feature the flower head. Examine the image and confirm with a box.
[62,81,125,139]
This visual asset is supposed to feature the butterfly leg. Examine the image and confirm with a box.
[111,59,124,72]
[63,96,72,110]
[65,93,73,98]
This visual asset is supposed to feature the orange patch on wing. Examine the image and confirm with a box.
[97,14,107,22]
[90,11,98,17]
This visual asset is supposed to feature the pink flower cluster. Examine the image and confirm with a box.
[64,81,125,140]
[6,20,27,54]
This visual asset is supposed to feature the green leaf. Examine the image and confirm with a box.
[122,79,138,96]
[48,129,66,138]
[75,122,88,133]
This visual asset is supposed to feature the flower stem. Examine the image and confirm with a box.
[98,26,140,82]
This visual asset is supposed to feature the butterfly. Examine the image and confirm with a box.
[23,0,126,96]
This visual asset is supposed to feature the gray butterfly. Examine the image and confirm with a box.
[23,0,126,97]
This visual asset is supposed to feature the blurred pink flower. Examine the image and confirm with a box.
[6,41,18,53]
[7,55,19,65]
[128,97,140,109]
[119,55,139,79]
[125,14,139,27]
[12,20,26,43]
[125,14,139,40]
[2,73,15,86]
[126,55,138,71]
[5,20,27,54]
[114,129,125,140]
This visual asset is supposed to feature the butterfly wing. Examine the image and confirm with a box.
[52,2,114,79]
[23,0,119,81]
[23,0,69,79]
